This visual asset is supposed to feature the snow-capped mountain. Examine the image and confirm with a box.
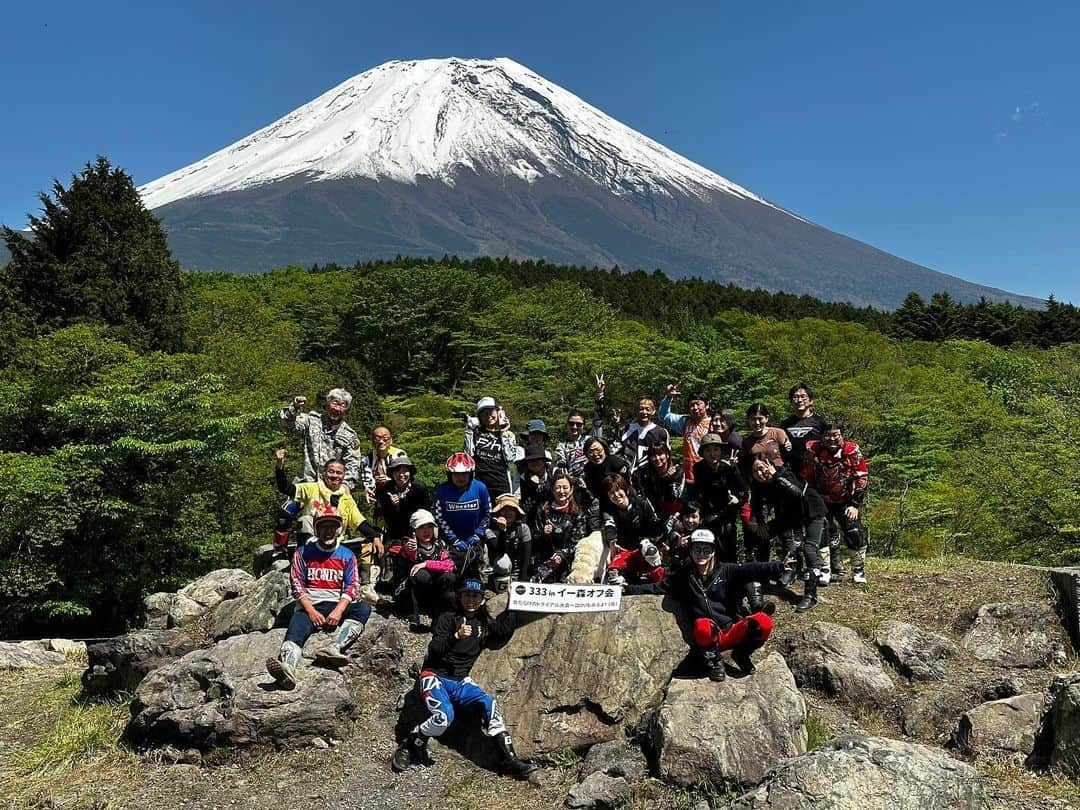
[139,57,1040,309]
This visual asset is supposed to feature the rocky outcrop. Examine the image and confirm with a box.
[144,568,256,630]
[783,622,894,707]
[82,629,200,695]
[128,629,354,750]
[16,638,87,656]
[961,603,1057,668]
[649,653,806,788]
[729,734,991,809]
[1027,672,1080,779]
[873,620,958,682]
[468,596,686,758]
[1048,567,1080,653]
[955,693,1043,756]
[565,739,648,809]
[209,569,292,640]
[0,642,67,670]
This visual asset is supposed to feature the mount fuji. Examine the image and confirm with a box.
[138,57,1039,309]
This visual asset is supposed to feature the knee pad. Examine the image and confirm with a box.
[844,524,865,550]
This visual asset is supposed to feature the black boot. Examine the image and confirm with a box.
[391,731,430,772]
[731,644,756,675]
[745,581,765,613]
[796,570,819,613]
[701,645,726,682]
[494,731,536,779]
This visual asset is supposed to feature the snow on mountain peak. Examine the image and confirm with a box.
[138,57,777,212]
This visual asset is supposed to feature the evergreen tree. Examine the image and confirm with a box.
[2,156,183,351]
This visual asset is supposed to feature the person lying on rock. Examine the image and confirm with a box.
[391,579,535,779]
[266,505,371,690]
[624,528,793,682]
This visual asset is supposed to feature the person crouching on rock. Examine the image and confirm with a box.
[266,504,371,689]
[625,528,792,682]
[395,509,457,631]
[391,579,535,779]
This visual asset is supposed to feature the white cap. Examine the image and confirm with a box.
[475,396,497,414]
[409,509,438,530]
[689,528,716,546]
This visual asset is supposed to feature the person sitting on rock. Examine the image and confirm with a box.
[625,528,792,681]
[484,494,532,592]
[394,509,457,631]
[582,437,631,514]
[530,471,590,583]
[391,579,535,779]
[661,500,703,570]
[266,504,371,689]
[275,450,383,601]
[434,452,491,579]
[600,473,666,586]
[278,389,361,491]
[745,455,827,612]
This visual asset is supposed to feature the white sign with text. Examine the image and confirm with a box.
[508,581,622,613]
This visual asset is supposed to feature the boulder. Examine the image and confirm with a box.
[961,602,1056,668]
[17,638,87,656]
[782,622,894,707]
[565,739,647,809]
[81,629,200,695]
[0,642,67,670]
[209,569,293,640]
[872,620,958,682]
[955,693,1043,756]
[144,568,256,630]
[128,629,355,750]
[468,595,686,758]
[898,675,1027,742]
[144,592,205,630]
[649,653,806,788]
[730,734,991,809]
[1027,672,1080,779]
[1048,567,1080,653]
[179,568,256,608]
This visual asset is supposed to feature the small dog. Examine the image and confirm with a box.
[567,531,606,584]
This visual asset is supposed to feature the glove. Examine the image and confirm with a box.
[453,540,470,553]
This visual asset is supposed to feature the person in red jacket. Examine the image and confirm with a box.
[802,420,870,584]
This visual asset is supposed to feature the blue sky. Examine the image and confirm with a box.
[2,1,1076,303]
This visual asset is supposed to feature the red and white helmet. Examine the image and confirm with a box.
[445,452,476,473]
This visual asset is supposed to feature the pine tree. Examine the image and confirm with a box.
[2,156,183,351]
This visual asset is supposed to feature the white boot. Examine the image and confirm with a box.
[266,641,302,689]
[316,619,365,667]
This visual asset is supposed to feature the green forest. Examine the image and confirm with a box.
[1,158,1077,637]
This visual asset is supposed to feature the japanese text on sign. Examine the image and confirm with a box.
[508,581,622,613]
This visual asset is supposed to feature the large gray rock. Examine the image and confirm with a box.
[82,629,200,695]
[899,675,1025,742]
[729,734,991,809]
[955,693,1043,756]
[468,595,686,758]
[961,602,1056,668]
[145,568,256,630]
[0,642,66,670]
[783,622,895,708]
[128,629,355,749]
[649,653,806,788]
[1048,567,1080,653]
[17,638,87,656]
[873,620,958,682]
[209,569,293,640]
[1027,672,1080,779]
[566,739,648,809]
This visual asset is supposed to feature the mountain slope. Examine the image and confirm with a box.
[141,58,1039,309]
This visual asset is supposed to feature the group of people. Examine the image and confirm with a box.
[263,378,870,776]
